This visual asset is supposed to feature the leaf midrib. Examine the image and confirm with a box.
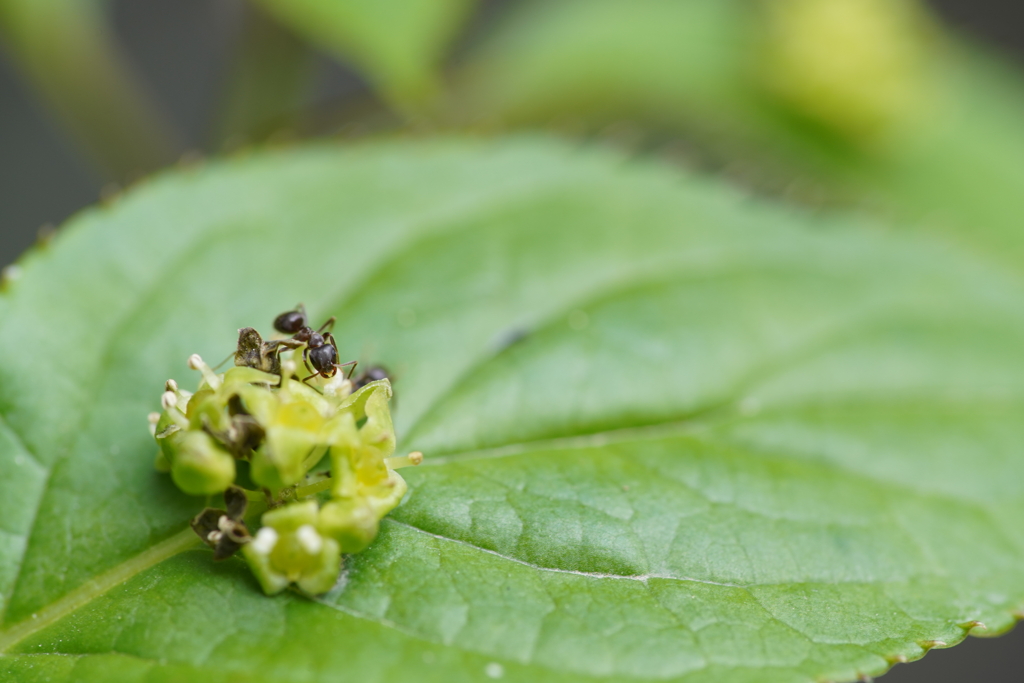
[0,529,199,653]
[0,226,269,627]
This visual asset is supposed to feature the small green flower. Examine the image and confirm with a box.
[151,358,266,495]
[317,380,410,552]
[247,371,334,492]
[242,500,341,595]
[170,430,236,495]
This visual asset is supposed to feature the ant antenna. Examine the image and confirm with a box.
[212,350,235,371]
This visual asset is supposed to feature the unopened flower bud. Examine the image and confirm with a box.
[171,431,236,495]
[386,451,424,469]
[188,353,222,390]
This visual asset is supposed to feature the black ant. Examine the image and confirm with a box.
[352,365,390,391]
[273,304,357,384]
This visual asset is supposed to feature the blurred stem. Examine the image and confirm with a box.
[213,3,316,149]
[0,0,181,179]
[293,477,332,500]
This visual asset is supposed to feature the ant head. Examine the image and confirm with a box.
[273,306,307,334]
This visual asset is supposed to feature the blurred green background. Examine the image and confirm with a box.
[2,2,1024,679]
[3,0,1023,272]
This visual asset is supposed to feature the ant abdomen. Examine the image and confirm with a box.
[273,307,307,334]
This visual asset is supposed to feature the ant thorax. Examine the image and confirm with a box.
[240,305,355,385]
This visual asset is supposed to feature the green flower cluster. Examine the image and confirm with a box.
[149,349,421,595]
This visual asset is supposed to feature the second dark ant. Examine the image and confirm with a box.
[352,365,390,391]
[273,304,357,384]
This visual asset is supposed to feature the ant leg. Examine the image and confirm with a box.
[269,338,303,350]
[272,347,289,383]
[267,340,298,362]
[317,316,336,334]
[334,359,358,379]
[321,332,352,377]
[265,339,303,386]
[266,338,301,362]
[270,339,302,362]
[272,346,287,388]
[324,333,340,362]
[302,347,315,376]
[326,361,356,380]
[300,372,319,385]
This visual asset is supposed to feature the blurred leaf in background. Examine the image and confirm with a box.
[213,2,317,149]
[252,0,479,115]
[453,0,1024,271]
[0,0,181,178]
[756,0,940,145]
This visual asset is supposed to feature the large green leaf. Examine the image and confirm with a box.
[251,0,477,111]
[1,137,1023,683]
[456,0,1024,271]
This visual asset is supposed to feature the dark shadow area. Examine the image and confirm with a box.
[930,0,1024,56]
[0,53,100,267]
[881,625,1024,682]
